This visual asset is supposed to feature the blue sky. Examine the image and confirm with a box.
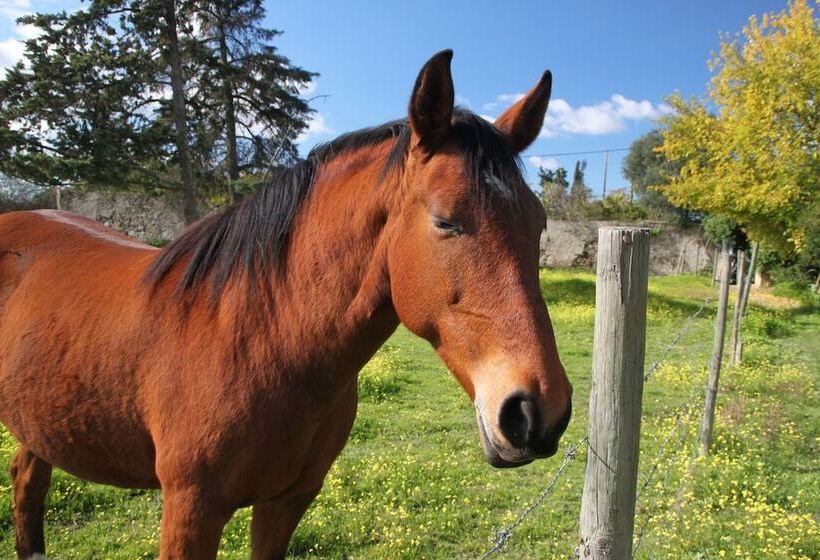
[0,0,790,194]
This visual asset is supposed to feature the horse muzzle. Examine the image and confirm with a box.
[475,391,571,468]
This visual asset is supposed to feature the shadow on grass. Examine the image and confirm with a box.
[541,276,712,317]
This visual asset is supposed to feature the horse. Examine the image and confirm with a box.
[0,50,572,559]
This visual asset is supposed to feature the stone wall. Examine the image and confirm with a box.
[541,220,712,276]
[62,192,712,276]
[63,190,187,242]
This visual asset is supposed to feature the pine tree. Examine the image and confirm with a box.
[568,160,591,219]
[192,0,315,201]
[0,6,170,193]
[0,0,315,220]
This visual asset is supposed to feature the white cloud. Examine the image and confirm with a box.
[527,156,559,170]
[0,0,31,21]
[479,114,494,123]
[543,95,671,137]
[14,21,38,39]
[482,91,670,138]
[1,1,84,71]
[455,93,471,108]
[0,37,24,71]
[482,92,524,111]
[0,0,39,71]
[296,112,334,145]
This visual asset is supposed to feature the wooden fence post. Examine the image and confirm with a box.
[699,243,732,456]
[579,227,650,560]
[739,242,759,318]
[729,249,748,366]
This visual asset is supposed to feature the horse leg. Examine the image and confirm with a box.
[10,446,53,560]
[250,486,322,560]
[158,487,233,560]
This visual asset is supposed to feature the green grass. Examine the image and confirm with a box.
[1,270,817,559]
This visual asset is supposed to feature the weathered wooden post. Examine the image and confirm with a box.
[729,249,748,366]
[579,227,650,560]
[699,243,732,456]
[739,242,759,317]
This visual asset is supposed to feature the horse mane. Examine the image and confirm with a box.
[144,109,523,299]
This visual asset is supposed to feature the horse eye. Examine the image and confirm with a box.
[432,217,462,234]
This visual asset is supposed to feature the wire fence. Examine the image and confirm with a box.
[477,296,714,559]
[644,298,711,382]
[478,436,588,560]
[632,358,706,557]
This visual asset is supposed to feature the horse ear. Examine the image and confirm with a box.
[494,70,552,153]
[408,49,454,150]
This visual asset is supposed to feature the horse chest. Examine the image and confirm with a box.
[215,381,360,504]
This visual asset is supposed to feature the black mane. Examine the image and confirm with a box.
[144,109,523,299]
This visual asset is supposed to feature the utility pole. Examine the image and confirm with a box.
[602,150,609,198]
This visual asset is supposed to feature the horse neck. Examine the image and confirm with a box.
[239,144,402,391]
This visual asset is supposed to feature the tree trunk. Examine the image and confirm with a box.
[217,15,239,205]
[163,0,198,224]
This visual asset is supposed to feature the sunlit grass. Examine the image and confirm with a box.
[0,270,817,558]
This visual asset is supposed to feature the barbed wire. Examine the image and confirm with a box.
[476,294,714,559]
[635,403,694,502]
[478,436,588,559]
[633,357,707,557]
[632,409,701,558]
[633,298,712,509]
[644,297,712,382]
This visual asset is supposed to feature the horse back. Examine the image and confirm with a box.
[1,209,154,307]
[0,210,162,486]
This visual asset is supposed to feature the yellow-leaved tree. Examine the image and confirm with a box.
[658,0,820,254]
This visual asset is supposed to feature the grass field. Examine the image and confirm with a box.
[1,270,817,559]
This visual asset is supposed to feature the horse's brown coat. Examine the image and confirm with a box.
[0,50,571,559]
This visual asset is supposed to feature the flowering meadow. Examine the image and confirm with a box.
[0,271,817,558]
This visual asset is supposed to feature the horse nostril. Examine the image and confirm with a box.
[498,393,540,448]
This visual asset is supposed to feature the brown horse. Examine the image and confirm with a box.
[0,50,571,559]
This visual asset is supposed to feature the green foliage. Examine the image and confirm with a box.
[0,0,314,200]
[598,189,647,221]
[189,0,316,181]
[702,214,736,244]
[538,161,647,222]
[537,161,593,220]
[144,239,171,248]
[622,129,692,222]
[537,166,569,217]
[744,309,794,340]
[771,280,820,308]
[657,0,820,254]
[0,6,171,190]
[757,200,820,287]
